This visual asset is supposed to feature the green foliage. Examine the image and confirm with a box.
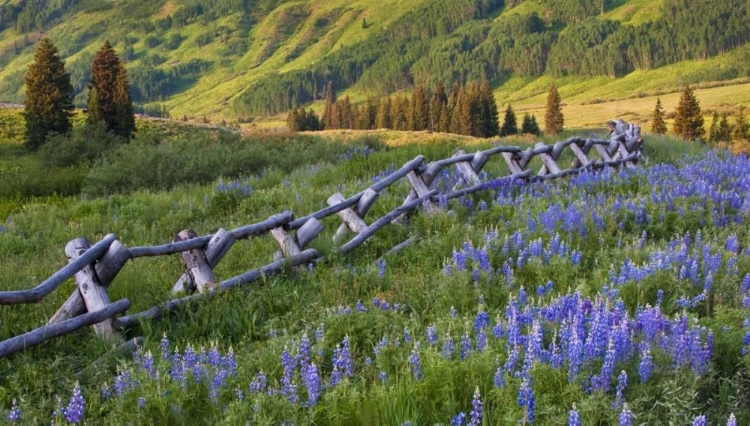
[39,121,122,168]
[651,98,667,135]
[23,38,75,151]
[544,83,564,135]
[521,113,541,135]
[87,41,135,138]
[673,85,704,141]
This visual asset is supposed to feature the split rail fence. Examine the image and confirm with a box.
[0,119,644,358]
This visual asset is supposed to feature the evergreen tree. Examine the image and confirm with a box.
[339,95,353,129]
[376,97,392,129]
[306,108,321,131]
[87,88,103,124]
[23,38,74,151]
[88,40,121,130]
[650,98,667,135]
[437,102,450,133]
[521,113,541,136]
[287,107,301,131]
[733,106,748,141]
[544,83,564,135]
[478,80,499,137]
[708,110,720,143]
[500,104,518,136]
[673,85,704,140]
[409,84,429,131]
[365,97,377,130]
[112,62,135,138]
[716,112,733,143]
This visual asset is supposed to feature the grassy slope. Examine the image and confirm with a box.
[0,0,747,127]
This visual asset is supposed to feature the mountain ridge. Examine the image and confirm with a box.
[0,0,748,126]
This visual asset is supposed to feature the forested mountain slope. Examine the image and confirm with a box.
[0,0,748,122]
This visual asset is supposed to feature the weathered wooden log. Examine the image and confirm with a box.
[437,170,534,201]
[174,230,217,294]
[230,211,294,239]
[173,228,235,294]
[289,156,424,229]
[453,150,482,187]
[405,171,437,214]
[116,250,320,328]
[594,143,613,162]
[297,217,324,248]
[472,151,489,172]
[502,152,526,175]
[0,234,117,305]
[328,192,368,239]
[64,238,120,342]
[535,142,563,176]
[0,299,130,358]
[74,337,144,379]
[271,227,302,258]
[396,162,442,224]
[569,140,592,168]
[50,240,130,324]
[334,189,379,241]
[375,235,420,264]
[340,190,438,254]
[130,236,211,258]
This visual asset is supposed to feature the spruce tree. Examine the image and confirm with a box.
[306,108,321,131]
[544,83,564,135]
[87,88,103,124]
[521,113,541,136]
[500,104,518,136]
[673,85,704,140]
[339,95,352,129]
[375,97,391,129]
[478,80,499,137]
[733,106,748,141]
[23,38,75,151]
[112,62,135,138]
[409,84,429,131]
[437,102,450,133]
[716,113,733,143]
[708,110,720,143]
[88,40,121,130]
[651,98,667,135]
[287,107,300,131]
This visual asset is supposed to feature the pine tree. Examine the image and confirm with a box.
[544,83,564,135]
[409,84,429,131]
[112,62,135,138]
[88,40,121,131]
[651,98,667,135]
[23,38,74,151]
[500,104,518,136]
[708,110,720,143]
[87,88,103,124]
[478,80,499,137]
[365,97,377,130]
[521,113,541,136]
[287,107,301,131]
[340,95,353,129]
[673,85,704,140]
[437,102,450,133]
[376,97,392,129]
[733,106,748,141]
[716,112,733,143]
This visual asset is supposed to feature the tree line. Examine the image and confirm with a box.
[235,0,750,117]
[650,85,749,147]
[24,38,135,151]
[288,81,561,138]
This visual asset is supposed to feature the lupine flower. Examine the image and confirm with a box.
[443,334,455,359]
[465,387,482,425]
[378,371,387,383]
[138,397,145,409]
[518,378,535,424]
[619,404,633,426]
[377,259,386,278]
[460,333,472,360]
[614,371,628,409]
[410,346,423,380]
[160,334,171,360]
[426,325,438,346]
[638,345,653,383]
[303,362,321,406]
[64,382,85,423]
[6,399,20,422]
[568,404,580,426]
[693,415,707,426]
[101,383,111,400]
[727,413,737,426]
[494,366,506,388]
[452,412,467,425]
[450,306,458,318]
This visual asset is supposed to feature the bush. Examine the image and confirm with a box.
[39,122,123,168]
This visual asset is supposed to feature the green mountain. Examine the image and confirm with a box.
[0,0,748,125]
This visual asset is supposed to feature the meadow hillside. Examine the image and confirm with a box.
[1,118,750,424]
[0,0,748,126]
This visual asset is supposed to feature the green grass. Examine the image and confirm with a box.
[2,126,750,424]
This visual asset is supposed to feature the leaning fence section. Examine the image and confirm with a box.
[0,119,644,359]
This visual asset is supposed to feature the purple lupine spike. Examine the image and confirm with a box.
[693,415,707,426]
[64,382,85,423]
[469,387,483,425]
[727,413,737,426]
[568,404,581,426]
[619,404,633,426]
[426,324,438,346]
[410,346,423,380]
[6,398,20,422]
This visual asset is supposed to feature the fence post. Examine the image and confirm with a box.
[328,192,369,242]
[174,230,217,294]
[452,150,482,187]
[64,238,121,342]
[173,228,235,294]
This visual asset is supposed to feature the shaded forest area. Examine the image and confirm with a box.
[235,0,750,116]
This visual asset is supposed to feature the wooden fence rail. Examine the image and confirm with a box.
[0,119,643,359]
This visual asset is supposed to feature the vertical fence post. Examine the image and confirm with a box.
[174,230,217,294]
